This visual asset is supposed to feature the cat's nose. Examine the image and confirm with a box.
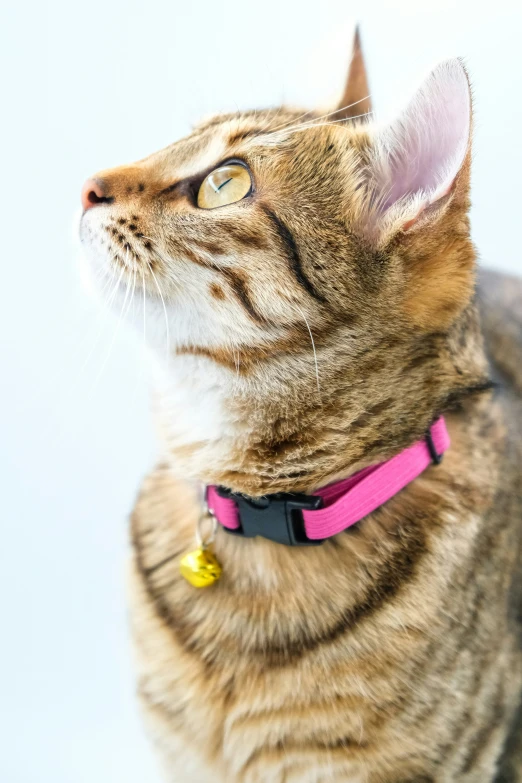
[81,178,111,212]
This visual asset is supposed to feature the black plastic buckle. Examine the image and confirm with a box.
[425,430,443,465]
[216,487,324,546]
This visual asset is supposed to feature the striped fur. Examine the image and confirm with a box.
[79,35,522,783]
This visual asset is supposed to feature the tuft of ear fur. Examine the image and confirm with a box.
[367,58,472,241]
[335,26,372,121]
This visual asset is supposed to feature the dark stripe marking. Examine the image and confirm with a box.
[217,223,268,250]
[218,266,268,326]
[142,548,185,577]
[132,506,428,669]
[261,206,326,303]
[460,683,505,774]
[251,514,428,664]
[241,736,369,775]
[228,128,266,144]
[176,244,266,324]
[493,696,522,782]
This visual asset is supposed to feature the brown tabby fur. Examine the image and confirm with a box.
[81,33,522,782]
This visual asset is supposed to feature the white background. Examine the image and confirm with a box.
[1,1,521,781]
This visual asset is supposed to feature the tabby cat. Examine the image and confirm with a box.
[79,30,522,783]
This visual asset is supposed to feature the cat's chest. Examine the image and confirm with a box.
[132,552,417,783]
[136,615,373,783]
[150,354,249,475]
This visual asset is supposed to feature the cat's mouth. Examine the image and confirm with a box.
[80,208,159,281]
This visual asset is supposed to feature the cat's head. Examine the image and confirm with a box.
[80,50,473,347]
[79,40,485,492]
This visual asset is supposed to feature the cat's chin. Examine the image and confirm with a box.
[75,248,201,361]
[77,244,123,308]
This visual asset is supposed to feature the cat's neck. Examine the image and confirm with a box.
[131,393,502,656]
[150,304,491,498]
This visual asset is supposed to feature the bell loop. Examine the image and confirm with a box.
[196,503,218,550]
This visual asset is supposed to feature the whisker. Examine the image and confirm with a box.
[263,108,317,135]
[69,262,124,385]
[149,265,171,365]
[262,94,373,137]
[105,260,127,309]
[298,94,373,128]
[262,102,297,133]
[37,262,120,445]
[261,112,374,143]
[89,260,135,394]
[142,268,147,347]
[232,344,241,390]
[295,304,321,401]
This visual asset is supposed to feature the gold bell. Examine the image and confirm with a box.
[180,503,222,588]
[180,547,222,588]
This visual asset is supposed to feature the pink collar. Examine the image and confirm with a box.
[207,418,450,546]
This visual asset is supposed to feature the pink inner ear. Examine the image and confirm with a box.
[375,59,471,213]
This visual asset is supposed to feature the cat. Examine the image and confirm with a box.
[79,29,522,783]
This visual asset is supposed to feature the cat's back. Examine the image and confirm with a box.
[479,269,522,782]
[478,268,522,400]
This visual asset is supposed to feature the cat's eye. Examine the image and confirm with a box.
[197,163,252,209]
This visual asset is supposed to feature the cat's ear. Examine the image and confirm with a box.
[365,58,472,241]
[334,26,372,121]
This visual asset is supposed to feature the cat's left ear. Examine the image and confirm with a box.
[365,58,472,242]
[334,26,372,120]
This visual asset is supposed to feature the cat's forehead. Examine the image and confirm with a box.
[193,107,313,137]
[144,107,318,180]
[135,105,369,193]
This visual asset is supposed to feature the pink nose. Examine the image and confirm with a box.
[81,178,110,212]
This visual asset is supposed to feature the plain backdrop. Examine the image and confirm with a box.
[1,1,521,781]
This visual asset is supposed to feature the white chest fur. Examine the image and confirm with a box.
[149,353,247,478]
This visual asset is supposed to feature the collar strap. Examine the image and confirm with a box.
[207,417,450,547]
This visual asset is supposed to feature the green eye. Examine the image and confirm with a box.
[197,164,252,209]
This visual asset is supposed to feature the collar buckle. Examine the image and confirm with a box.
[216,488,324,546]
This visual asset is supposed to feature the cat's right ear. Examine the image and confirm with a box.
[361,58,472,244]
